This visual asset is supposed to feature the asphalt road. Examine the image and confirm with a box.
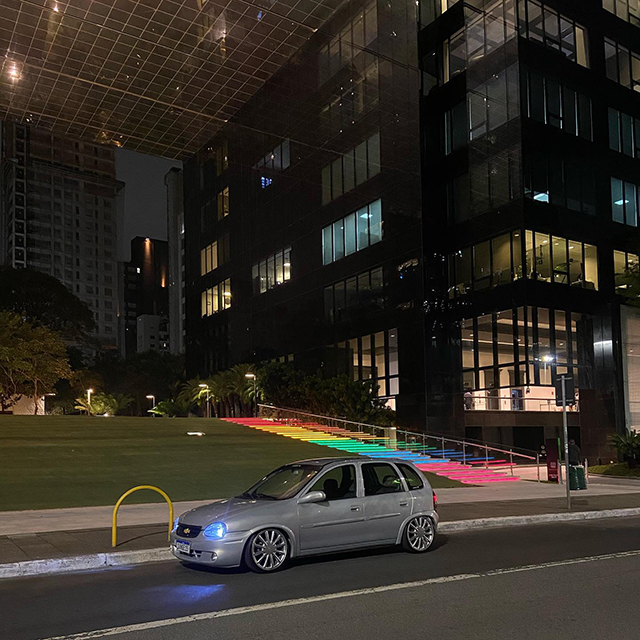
[2,517,640,640]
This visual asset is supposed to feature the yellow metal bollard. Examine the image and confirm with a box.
[112,485,173,548]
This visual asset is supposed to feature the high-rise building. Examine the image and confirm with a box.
[419,0,640,459]
[184,0,423,417]
[182,0,639,460]
[122,236,169,355]
[165,168,185,355]
[0,121,124,349]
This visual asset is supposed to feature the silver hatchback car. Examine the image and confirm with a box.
[170,457,439,573]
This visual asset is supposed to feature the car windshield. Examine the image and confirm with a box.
[238,464,322,500]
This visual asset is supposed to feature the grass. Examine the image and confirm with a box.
[588,462,640,478]
[0,416,464,511]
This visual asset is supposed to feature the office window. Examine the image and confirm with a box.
[609,108,640,158]
[523,70,592,140]
[444,102,467,154]
[200,278,232,316]
[217,187,230,219]
[460,307,592,410]
[524,154,595,215]
[321,132,380,205]
[449,230,598,296]
[324,266,384,322]
[518,0,588,66]
[614,250,640,293]
[200,241,218,275]
[318,1,377,85]
[252,247,291,295]
[420,0,460,26]
[442,2,517,83]
[603,0,640,26]
[322,200,382,265]
[611,177,639,226]
[604,37,640,91]
[253,140,291,173]
[320,59,379,136]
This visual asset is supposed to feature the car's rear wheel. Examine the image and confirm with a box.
[402,516,435,553]
[244,528,290,573]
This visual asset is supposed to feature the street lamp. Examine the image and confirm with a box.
[245,373,257,417]
[146,394,155,416]
[198,383,210,418]
[86,388,93,416]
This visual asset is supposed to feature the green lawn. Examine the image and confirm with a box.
[588,462,640,478]
[0,416,463,511]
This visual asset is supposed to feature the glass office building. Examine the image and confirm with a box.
[184,0,640,459]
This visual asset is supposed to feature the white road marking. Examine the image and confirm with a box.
[41,549,640,640]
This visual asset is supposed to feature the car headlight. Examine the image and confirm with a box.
[203,522,227,539]
[172,517,180,532]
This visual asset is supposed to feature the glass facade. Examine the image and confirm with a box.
[609,108,640,158]
[611,177,639,226]
[604,37,640,91]
[614,250,640,294]
[461,307,589,411]
[523,69,592,139]
[322,200,383,265]
[603,0,640,26]
[201,279,232,316]
[324,266,384,322]
[200,234,230,276]
[448,230,598,296]
[334,328,399,406]
[251,247,292,295]
[322,132,380,205]
[518,0,588,67]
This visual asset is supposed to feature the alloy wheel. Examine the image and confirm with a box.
[250,529,288,571]
[406,516,434,552]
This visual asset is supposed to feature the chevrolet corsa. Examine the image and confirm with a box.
[170,457,439,573]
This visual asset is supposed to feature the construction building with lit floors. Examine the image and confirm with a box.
[183,0,640,461]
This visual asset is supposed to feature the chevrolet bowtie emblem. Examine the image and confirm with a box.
[183,528,191,534]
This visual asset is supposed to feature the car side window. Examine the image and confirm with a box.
[362,463,402,496]
[397,463,424,490]
[309,465,357,500]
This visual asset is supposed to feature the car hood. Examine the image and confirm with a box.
[178,497,272,526]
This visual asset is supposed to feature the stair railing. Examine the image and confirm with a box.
[257,404,541,482]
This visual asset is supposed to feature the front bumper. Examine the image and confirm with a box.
[169,530,248,568]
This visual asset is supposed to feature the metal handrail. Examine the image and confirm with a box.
[257,404,542,481]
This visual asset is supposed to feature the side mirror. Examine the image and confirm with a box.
[298,491,326,504]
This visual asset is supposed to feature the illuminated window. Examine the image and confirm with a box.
[217,187,229,219]
[322,200,382,266]
[252,247,291,295]
[603,0,640,27]
[604,37,640,91]
[611,177,639,226]
[200,279,231,316]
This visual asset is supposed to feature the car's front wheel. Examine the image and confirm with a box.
[401,516,435,553]
[244,528,290,573]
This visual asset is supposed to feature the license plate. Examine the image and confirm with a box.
[175,540,191,554]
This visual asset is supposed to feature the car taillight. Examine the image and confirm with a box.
[433,490,438,512]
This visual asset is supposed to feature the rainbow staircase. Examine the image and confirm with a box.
[222,417,518,485]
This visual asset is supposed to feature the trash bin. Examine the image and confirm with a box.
[576,465,587,490]
[568,466,578,491]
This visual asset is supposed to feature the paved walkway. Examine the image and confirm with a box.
[2,476,640,537]
[2,486,640,566]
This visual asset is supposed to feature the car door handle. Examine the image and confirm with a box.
[399,501,409,507]
[350,506,360,511]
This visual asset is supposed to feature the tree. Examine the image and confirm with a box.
[74,392,134,416]
[0,311,71,414]
[0,267,96,343]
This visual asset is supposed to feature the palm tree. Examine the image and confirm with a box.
[112,393,135,416]
[179,377,208,415]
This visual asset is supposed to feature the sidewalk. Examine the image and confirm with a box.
[3,486,640,567]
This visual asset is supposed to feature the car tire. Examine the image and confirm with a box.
[401,516,435,553]
[243,528,290,573]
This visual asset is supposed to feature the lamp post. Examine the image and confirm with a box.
[245,373,257,417]
[86,388,93,416]
[146,394,155,416]
[198,383,210,418]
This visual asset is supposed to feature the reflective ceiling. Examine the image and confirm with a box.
[0,0,341,158]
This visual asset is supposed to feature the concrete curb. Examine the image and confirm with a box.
[2,507,640,580]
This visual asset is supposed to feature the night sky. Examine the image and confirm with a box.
[115,148,182,260]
